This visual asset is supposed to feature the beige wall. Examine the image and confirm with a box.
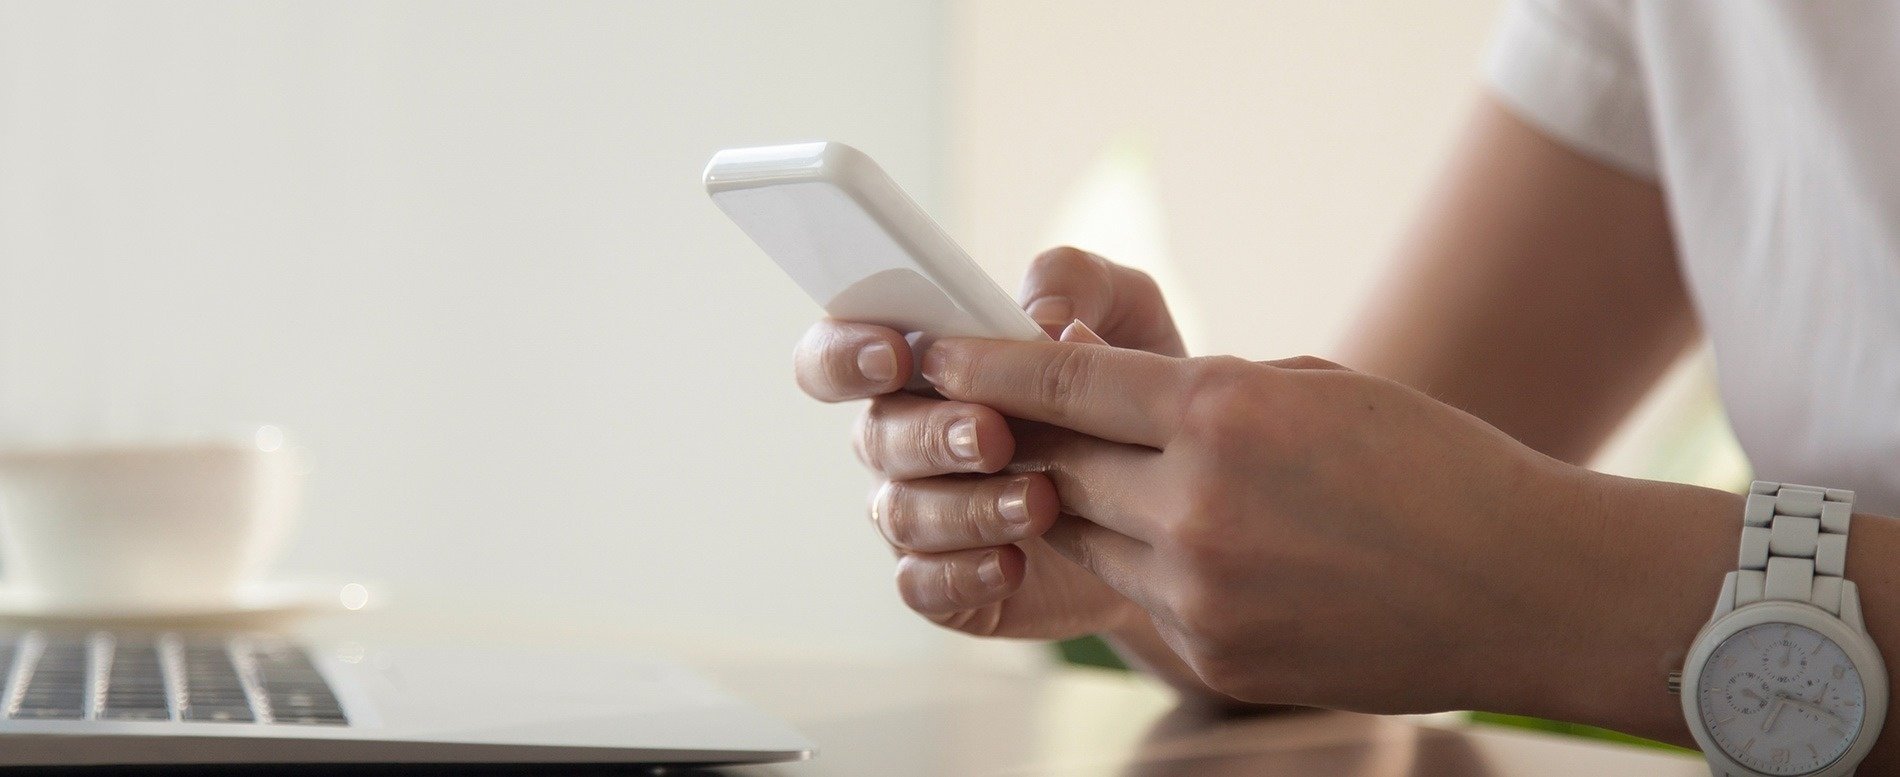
[0,0,1730,662]
[944,1,1748,489]
[948,1,1503,360]
[0,1,954,651]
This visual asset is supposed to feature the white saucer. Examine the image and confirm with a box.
[0,580,371,621]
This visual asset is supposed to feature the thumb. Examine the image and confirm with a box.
[1020,247,1118,337]
[1017,246,1186,357]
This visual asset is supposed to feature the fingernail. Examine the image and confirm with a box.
[857,341,897,383]
[1059,319,1107,344]
[1025,296,1074,328]
[977,551,1004,587]
[998,479,1032,526]
[948,417,981,463]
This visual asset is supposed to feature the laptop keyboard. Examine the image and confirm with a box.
[0,632,347,726]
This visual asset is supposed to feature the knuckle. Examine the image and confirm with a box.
[796,326,872,400]
[1047,517,1098,571]
[1182,356,1253,401]
[954,486,996,544]
[1180,358,1250,425]
[893,556,952,613]
[894,554,993,615]
[1069,531,1101,574]
[868,481,890,529]
[878,482,921,549]
[819,345,862,395]
[1167,510,1236,572]
[794,324,909,401]
[790,327,835,397]
[883,481,998,551]
[930,557,981,612]
[920,403,968,470]
[1179,357,1283,450]
[939,559,969,609]
[853,404,889,473]
[1035,347,1094,419]
[926,345,971,395]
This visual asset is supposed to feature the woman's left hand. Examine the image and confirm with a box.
[919,334,1625,714]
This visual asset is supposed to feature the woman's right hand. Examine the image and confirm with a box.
[792,246,1187,640]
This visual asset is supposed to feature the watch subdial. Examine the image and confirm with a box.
[1723,672,1772,715]
[1761,637,1811,684]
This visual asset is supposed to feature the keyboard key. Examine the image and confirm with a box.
[235,642,349,725]
[0,631,351,726]
[14,708,84,720]
[101,708,171,721]
[277,712,348,726]
[103,693,167,704]
[3,637,104,721]
[182,705,256,723]
[180,645,249,717]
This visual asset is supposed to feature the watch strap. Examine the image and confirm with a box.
[1733,481,1854,615]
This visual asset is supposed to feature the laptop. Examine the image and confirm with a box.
[0,627,812,767]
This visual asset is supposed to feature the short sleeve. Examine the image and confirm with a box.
[1484,0,1659,179]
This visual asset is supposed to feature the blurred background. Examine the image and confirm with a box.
[0,1,1743,662]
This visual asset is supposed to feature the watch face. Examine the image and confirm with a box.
[1697,621,1867,774]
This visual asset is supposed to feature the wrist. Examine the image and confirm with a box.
[1489,467,1738,743]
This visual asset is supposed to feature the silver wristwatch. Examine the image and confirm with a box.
[1677,481,1887,776]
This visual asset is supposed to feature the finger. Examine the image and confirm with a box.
[1019,246,1186,356]
[921,338,1185,447]
[874,474,1058,553]
[1005,420,1165,541]
[894,545,1026,615]
[793,320,911,402]
[1260,354,1350,371]
[1060,319,1109,345]
[1040,514,1159,610]
[854,393,1013,479]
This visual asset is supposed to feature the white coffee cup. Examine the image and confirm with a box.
[0,436,302,612]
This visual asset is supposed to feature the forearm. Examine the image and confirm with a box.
[1845,510,1900,772]
[1339,96,1693,465]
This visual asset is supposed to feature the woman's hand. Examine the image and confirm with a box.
[915,335,1648,714]
[791,247,1185,641]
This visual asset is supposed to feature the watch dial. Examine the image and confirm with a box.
[1697,622,1866,774]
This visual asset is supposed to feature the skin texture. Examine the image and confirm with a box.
[789,94,1900,766]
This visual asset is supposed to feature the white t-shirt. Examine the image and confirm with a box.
[1486,0,1900,516]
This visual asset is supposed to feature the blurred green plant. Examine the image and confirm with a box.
[1466,712,1695,753]
[1055,635,1128,670]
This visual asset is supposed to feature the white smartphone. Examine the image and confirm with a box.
[703,142,1048,363]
